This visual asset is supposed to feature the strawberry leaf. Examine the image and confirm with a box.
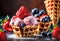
[0,15,9,26]
[4,15,9,20]
[48,24,54,32]
[0,19,3,26]
[0,28,3,32]
[0,19,5,26]
[49,29,52,32]
[53,24,58,28]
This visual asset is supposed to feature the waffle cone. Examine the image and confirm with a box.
[44,0,60,25]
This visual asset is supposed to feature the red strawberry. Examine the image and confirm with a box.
[0,32,7,41]
[3,20,12,32]
[16,6,31,19]
[52,28,58,38]
[52,27,60,39]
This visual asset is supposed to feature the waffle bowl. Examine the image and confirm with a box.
[23,26,38,37]
[12,21,52,37]
[12,25,23,37]
[44,0,60,25]
[23,21,52,37]
[38,21,52,34]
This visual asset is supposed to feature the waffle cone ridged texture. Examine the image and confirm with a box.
[44,0,60,25]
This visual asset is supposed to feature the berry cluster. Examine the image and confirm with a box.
[31,8,50,22]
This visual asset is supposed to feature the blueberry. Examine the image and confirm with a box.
[34,14,40,17]
[41,18,45,22]
[39,10,45,16]
[20,23,26,29]
[41,16,50,22]
[41,32,47,37]
[47,32,52,38]
[45,16,50,20]
[31,8,39,15]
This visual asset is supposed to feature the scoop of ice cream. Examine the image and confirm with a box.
[14,18,23,26]
[24,16,38,26]
[10,16,23,26]
[10,16,17,26]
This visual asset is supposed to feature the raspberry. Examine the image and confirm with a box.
[16,6,31,19]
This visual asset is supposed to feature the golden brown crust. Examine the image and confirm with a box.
[12,25,23,37]
[38,21,52,34]
[23,21,52,37]
[23,26,38,37]
[12,21,52,37]
[44,0,60,25]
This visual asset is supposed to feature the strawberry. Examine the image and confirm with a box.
[16,6,31,19]
[3,20,12,32]
[0,32,7,41]
[52,27,58,38]
[0,29,7,41]
[52,27,60,39]
[0,15,12,32]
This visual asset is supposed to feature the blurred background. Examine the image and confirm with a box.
[0,0,45,16]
